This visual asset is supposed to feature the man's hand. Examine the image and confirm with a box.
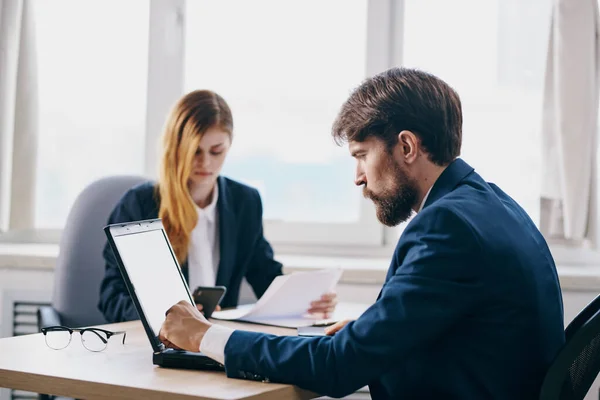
[324,319,353,336]
[307,292,338,319]
[159,300,212,352]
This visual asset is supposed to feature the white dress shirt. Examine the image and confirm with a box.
[200,324,234,364]
[188,184,220,291]
[419,186,432,212]
[199,185,435,363]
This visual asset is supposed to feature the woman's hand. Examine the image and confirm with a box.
[324,319,353,336]
[307,292,338,319]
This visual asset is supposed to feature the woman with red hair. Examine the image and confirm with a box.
[98,90,336,322]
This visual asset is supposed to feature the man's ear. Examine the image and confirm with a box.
[397,130,419,164]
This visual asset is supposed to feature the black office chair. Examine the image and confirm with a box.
[539,295,600,400]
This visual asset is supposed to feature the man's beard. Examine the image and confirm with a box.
[363,159,419,227]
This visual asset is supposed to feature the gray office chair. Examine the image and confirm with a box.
[37,175,147,330]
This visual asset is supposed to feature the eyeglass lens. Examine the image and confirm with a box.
[44,328,109,352]
[80,330,108,352]
[44,329,72,350]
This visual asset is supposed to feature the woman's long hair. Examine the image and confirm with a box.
[157,90,233,263]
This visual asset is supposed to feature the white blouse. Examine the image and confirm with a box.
[187,185,220,290]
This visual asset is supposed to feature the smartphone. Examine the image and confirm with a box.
[192,286,226,318]
[297,326,329,337]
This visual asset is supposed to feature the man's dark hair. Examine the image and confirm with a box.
[332,67,462,165]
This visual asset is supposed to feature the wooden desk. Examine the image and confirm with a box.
[0,303,369,400]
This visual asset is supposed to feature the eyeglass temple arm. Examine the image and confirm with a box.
[112,330,127,344]
[86,328,126,343]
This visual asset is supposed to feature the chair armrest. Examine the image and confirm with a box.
[37,306,62,331]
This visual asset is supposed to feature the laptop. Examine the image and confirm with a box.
[104,218,224,371]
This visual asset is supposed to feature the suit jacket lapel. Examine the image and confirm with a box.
[215,176,237,287]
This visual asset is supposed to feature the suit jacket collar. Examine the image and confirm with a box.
[421,158,474,211]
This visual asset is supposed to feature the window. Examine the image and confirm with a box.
[184,0,384,245]
[32,0,149,228]
[403,0,552,223]
[5,0,573,259]
[4,0,389,249]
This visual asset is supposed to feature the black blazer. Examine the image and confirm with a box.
[98,176,283,323]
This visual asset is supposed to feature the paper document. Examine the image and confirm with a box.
[211,269,342,328]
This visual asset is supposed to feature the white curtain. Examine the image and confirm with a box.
[540,0,600,244]
[0,0,38,231]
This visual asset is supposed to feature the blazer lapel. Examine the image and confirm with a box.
[215,176,237,287]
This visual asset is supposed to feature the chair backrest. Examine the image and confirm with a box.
[52,175,147,327]
[539,294,600,400]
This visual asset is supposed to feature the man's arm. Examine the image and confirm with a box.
[221,207,481,397]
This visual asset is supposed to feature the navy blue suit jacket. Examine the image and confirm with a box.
[98,176,283,323]
[222,159,565,399]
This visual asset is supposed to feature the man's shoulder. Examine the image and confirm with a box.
[396,193,485,264]
[398,179,541,260]
[406,200,474,239]
[412,178,500,230]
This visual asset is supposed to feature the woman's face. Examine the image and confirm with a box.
[188,126,231,187]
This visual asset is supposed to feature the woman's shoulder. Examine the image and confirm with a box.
[110,180,159,222]
[121,181,158,203]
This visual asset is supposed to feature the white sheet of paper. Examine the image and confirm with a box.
[211,269,343,328]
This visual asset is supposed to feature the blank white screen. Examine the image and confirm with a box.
[113,229,192,336]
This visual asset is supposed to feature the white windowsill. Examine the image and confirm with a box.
[1,243,600,291]
[0,243,58,269]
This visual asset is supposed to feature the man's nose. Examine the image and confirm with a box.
[354,171,366,187]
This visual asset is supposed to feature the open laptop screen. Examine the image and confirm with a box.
[106,220,194,343]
